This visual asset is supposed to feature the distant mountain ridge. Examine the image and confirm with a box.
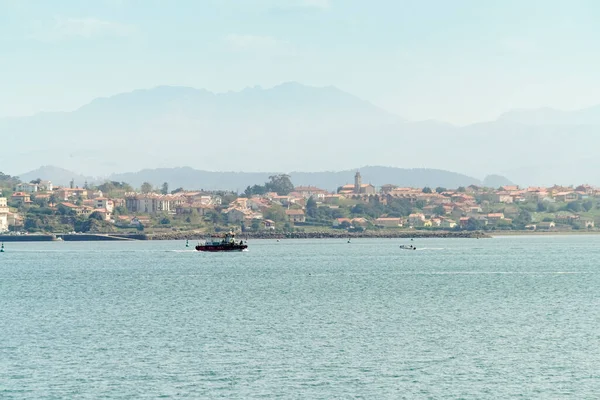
[4,82,600,186]
[19,166,97,187]
[498,105,600,125]
[20,165,510,192]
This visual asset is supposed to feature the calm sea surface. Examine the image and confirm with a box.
[1,236,600,398]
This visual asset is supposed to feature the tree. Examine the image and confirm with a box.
[306,197,318,218]
[566,202,582,212]
[141,182,153,194]
[160,217,170,225]
[89,211,105,221]
[97,181,133,194]
[171,187,184,194]
[513,210,532,229]
[583,200,594,212]
[433,205,445,216]
[422,187,432,194]
[161,182,169,195]
[244,184,267,197]
[251,219,261,231]
[339,221,351,229]
[264,204,287,223]
[266,174,294,195]
[536,202,547,212]
[457,186,466,193]
[435,187,446,194]
[30,178,42,184]
[465,218,484,231]
[24,217,40,232]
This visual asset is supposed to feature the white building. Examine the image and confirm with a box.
[125,194,175,214]
[94,197,114,213]
[15,182,38,193]
[0,197,9,232]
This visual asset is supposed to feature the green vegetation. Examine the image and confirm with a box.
[244,174,294,196]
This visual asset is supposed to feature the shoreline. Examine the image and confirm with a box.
[2,230,599,242]
[490,230,600,237]
[147,231,490,240]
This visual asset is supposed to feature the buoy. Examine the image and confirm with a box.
[185,239,189,248]
[0,243,4,253]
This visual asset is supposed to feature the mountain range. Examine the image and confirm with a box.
[4,82,600,186]
[18,165,512,192]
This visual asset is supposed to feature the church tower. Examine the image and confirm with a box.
[354,171,362,194]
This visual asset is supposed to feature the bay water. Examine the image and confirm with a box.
[1,236,600,398]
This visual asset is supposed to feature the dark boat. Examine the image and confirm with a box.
[195,232,248,252]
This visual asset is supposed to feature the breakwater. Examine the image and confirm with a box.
[0,231,489,242]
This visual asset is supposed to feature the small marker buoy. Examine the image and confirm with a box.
[0,243,4,253]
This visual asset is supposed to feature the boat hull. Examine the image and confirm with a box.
[195,244,248,252]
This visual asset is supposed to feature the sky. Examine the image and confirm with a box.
[1,0,600,125]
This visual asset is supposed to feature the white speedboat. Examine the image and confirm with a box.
[400,245,416,250]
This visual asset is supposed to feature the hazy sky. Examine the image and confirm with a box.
[1,0,599,125]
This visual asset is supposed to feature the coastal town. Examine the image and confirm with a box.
[1,171,599,236]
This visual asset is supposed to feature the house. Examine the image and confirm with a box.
[459,217,471,228]
[524,190,548,202]
[492,192,514,204]
[333,218,353,227]
[224,208,248,224]
[60,202,92,216]
[555,213,579,225]
[33,193,51,204]
[440,218,457,229]
[125,194,175,214]
[271,195,292,207]
[553,191,579,202]
[15,182,38,193]
[38,180,53,192]
[0,197,8,232]
[350,217,369,227]
[263,219,276,230]
[294,186,328,199]
[7,212,23,228]
[580,218,595,229]
[55,188,88,201]
[285,209,306,223]
[130,216,151,226]
[175,202,214,216]
[374,217,403,228]
[380,184,398,194]
[11,192,32,205]
[487,213,505,223]
[93,197,114,213]
[92,208,111,221]
[247,198,270,212]
[538,221,556,230]
[408,213,426,226]
[575,184,595,195]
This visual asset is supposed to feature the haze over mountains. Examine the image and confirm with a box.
[4,82,600,186]
[20,165,511,192]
